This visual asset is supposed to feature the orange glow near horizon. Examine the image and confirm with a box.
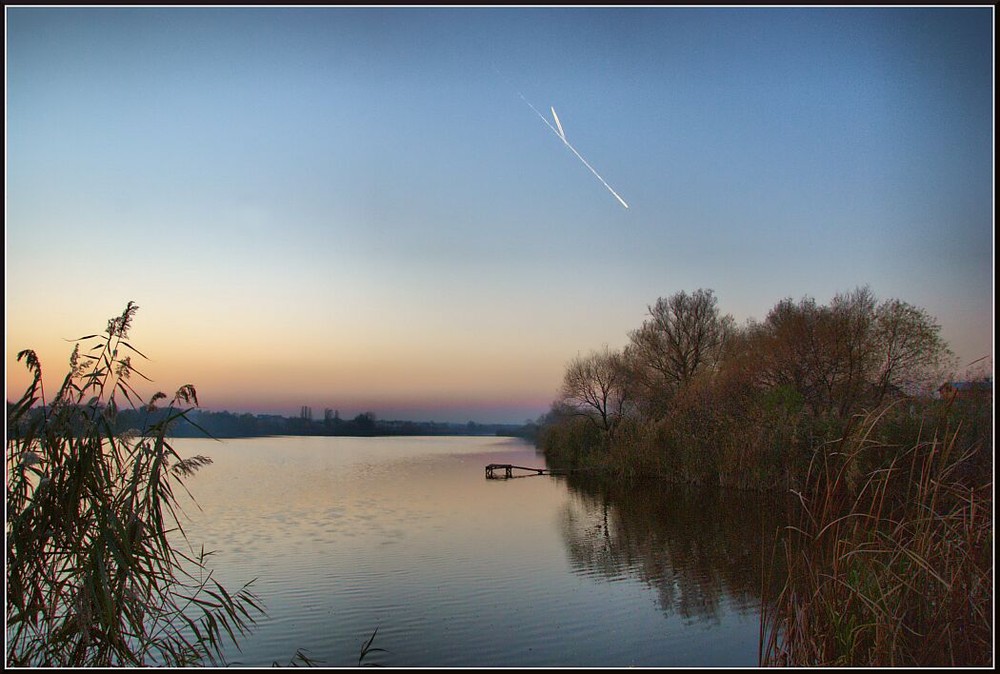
[5,346,558,422]
[5,303,565,422]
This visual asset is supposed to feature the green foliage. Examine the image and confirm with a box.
[6,303,264,666]
[537,412,607,470]
[761,384,804,417]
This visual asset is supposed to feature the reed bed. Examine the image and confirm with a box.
[760,404,993,667]
[6,303,264,666]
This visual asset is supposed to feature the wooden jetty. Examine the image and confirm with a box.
[485,463,571,479]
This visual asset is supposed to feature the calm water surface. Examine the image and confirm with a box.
[171,435,789,667]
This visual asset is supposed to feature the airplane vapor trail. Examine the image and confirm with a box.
[516,91,630,210]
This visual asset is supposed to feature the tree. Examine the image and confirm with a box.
[6,303,263,666]
[352,411,377,433]
[628,289,734,411]
[751,288,954,419]
[748,297,852,416]
[827,286,879,417]
[559,346,630,435]
[872,298,954,401]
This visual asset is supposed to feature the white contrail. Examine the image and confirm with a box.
[551,106,566,141]
[517,91,630,210]
[557,125,631,210]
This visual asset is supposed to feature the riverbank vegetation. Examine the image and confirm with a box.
[759,405,992,666]
[537,286,988,489]
[6,303,263,666]
[537,286,992,666]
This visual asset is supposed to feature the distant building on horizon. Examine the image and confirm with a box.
[937,380,993,401]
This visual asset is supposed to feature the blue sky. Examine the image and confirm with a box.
[5,7,994,423]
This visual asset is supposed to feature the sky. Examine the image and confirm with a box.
[5,6,995,424]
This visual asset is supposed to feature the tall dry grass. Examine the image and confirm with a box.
[6,302,264,666]
[760,403,992,666]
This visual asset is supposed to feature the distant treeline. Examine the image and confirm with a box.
[537,286,992,490]
[5,403,539,440]
[168,409,540,439]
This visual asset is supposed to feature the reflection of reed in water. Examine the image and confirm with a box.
[557,475,793,623]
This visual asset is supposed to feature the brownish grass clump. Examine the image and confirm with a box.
[760,404,992,667]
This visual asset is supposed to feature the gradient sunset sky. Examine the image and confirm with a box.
[5,7,994,423]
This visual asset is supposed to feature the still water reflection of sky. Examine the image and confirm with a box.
[171,435,786,667]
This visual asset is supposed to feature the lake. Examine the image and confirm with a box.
[170,435,791,667]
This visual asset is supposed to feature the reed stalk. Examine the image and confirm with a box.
[760,403,992,666]
[6,302,264,666]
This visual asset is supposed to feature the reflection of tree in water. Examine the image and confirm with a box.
[558,475,792,623]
